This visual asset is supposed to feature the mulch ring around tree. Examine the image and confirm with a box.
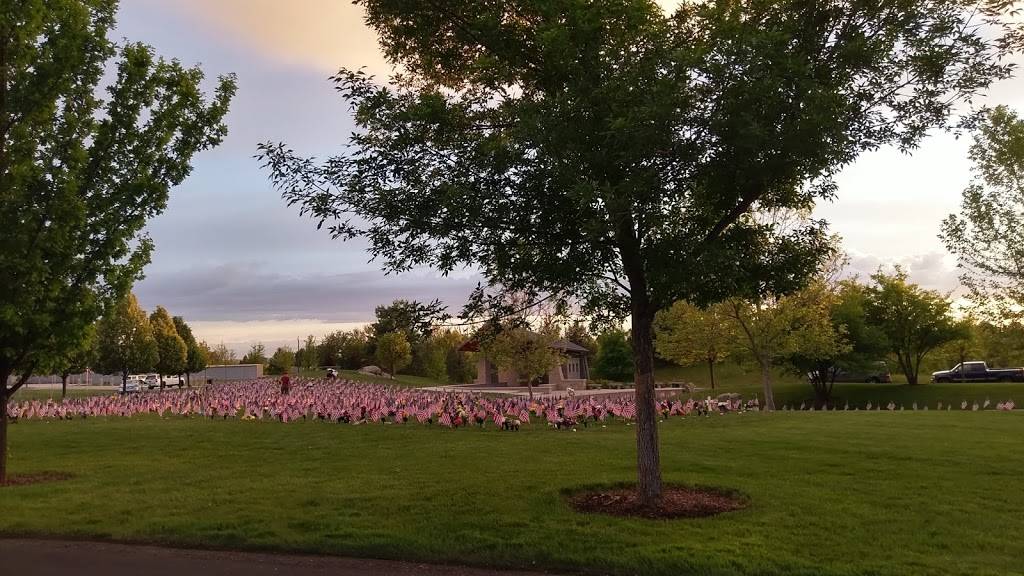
[0,471,74,488]
[565,483,749,519]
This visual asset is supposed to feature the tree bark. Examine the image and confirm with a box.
[760,360,776,411]
[0,379,8,484]
[61,374,68,399]
[1,366,15,483]
[708,357,716,390]
[631,308,662,507]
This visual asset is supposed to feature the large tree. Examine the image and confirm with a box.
[374,332,413,377]
[0,0,234,482]
[49,325,98,399]
[654,302,736,390]
[725,287,837,409]
[241,343,268,366]
[480,325,563,400]
[150,306,187,385]
[94,294,159,393]
[942,106,1024,318]
[372,299,449,344]
[864,269,966,384]
[591,329,635,383]
[173,316,207,386]
[260,0,1020,505]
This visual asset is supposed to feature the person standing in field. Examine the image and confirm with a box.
[280,374,291,396]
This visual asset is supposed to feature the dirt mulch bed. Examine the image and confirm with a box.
[0,471,74,487]
[567,484,748,519]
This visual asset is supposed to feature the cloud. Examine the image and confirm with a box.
[843,251,962,294]
[134,264,480,324]
[163,0,390,76]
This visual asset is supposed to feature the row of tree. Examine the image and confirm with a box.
[653,267,970,407]
[81,294,209,392]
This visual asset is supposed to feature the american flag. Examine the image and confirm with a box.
[621,402,636,420]
[439,411,453,427]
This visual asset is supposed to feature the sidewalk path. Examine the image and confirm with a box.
[0,539,560,576]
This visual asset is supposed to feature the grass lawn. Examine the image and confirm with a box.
[294,368,445,388]
[656,362,1024,408]
[2,413,1023,575]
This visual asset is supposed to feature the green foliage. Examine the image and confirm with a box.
[371,299,448,344]
[592,330,634,382]
[414,338,448,382]
[94,294,158,386]
[865,269,966,385]
[942,106,1024,318]
[319,329,372,369]
[480,325,563,396]
[149,306,187,377]
[563,322,598,355]
[173,316,207,377]
[297,334,318,371]
[266,347,295,375]
[976,321,1024,368]
[0,0,235,393]
[206,343,236,365]
[375,332,413,376]
[241,343,267,366]
[725,282,847,409]
[777,283,854,405]
[654,302,736,389]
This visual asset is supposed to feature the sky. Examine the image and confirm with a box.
[116,1,1024,353]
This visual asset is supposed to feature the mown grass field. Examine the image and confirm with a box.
[655,362,1024,408]
[2,412,1022,575]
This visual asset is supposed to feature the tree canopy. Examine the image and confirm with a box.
[375,332,413,377]
[0,0,235,392]
[864,269,965,385]
[94,294,159,390]
[654,302,736,389]
[591,329,635,383]
[150,306,187,379]
[260,0,1022,505]
[942,106,1024,319]
[173,316,208,385]
[480,325,563,399]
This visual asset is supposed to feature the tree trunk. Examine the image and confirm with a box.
[760,361,776,411]
[121,370,128,393]
[708,357,716,390]
[631,309,662,507]
[61,373,68,399]
[186,372,191,388]
[0,382,8,484]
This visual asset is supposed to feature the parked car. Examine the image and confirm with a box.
[808,361,891,384]
[144,374,160,389]
[931,361,1024,383]
[160,375,184,388]
[121,377,143,393]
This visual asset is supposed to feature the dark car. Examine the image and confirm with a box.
[931,361,1024,383]
[808,361,891,384]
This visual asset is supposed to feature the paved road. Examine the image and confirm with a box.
[0,539,558,576]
